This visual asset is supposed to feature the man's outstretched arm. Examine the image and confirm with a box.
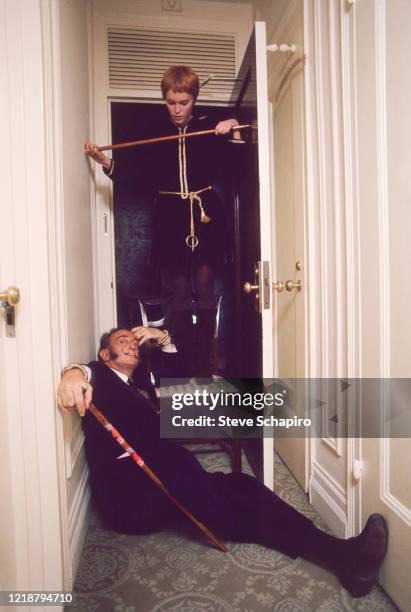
[57,366,93,417]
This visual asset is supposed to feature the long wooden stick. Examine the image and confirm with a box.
[97,124,253,152]
[88,402,227,553]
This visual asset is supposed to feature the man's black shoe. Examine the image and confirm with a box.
[340,513,389,597]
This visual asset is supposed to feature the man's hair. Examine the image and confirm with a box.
[98,327,123,361]
[161,66,200,101]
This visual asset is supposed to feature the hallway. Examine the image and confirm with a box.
[69,449,396,612]
[2,2,410,608]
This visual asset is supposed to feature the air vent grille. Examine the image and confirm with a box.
[107,26,236,100]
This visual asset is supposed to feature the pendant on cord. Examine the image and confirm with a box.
[186,234,199,251]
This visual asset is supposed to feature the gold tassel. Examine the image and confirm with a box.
[201,210,211,224]
[198,201,211,223]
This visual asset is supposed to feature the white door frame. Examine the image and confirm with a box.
[91,19,275,486]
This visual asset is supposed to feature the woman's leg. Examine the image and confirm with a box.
[165,267,195,378]
[167,268,192,312]
[194,264,216,310]
[194,264,218,377]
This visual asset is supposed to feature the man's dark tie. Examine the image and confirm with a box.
[127,377,150,399]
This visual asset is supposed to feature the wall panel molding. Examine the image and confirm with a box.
[327,0,345,378]
[42,0,95,588]
[303,0,322,378]
[341,0,363,538]
[305,0,357,534]
[41,1,72,589]
[341,0,361,385]
[375,0,390,379]
[381,439,411,526]
[70,423,85,475]
[68,465,91,581]
[374,0,391,526]
[267,2,304,104]
[309,460,347,537]
[313,0,329,378]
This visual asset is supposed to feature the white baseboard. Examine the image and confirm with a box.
[309,460,347,537]
[68,465,91,584]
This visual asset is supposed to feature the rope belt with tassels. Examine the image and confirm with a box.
[158,186,212,251]
[158,124,212,252]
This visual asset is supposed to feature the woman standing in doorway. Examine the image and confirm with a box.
[85,66,240,378]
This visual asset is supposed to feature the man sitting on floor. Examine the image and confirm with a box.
[57,327,389,598]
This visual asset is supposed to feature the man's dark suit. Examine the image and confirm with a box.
[82,361,319,559]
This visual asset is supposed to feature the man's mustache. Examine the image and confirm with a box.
[109,348,140,361]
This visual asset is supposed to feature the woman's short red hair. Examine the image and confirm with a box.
[161,66,200,101]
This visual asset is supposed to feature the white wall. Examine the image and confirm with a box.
[60,0,95,361]
[354,3,411,605]
[254,0,297,33]
[93,0,253,59]
[355,0,411,380]
[58,0,96,583]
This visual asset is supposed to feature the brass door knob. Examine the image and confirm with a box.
[285,280,302,292]
[243,281,259,294]
[272,281,285,293]
[0,286,20,306]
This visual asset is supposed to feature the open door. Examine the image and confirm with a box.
[232,23,273,379]
[231,23,274,486]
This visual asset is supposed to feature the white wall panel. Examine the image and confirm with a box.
[58,0,96,584]
[301,0,354,534]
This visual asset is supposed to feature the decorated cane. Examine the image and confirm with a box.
[88,402,227,553]
[97,124,254,152]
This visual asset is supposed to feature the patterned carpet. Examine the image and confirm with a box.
[69,448,397,612]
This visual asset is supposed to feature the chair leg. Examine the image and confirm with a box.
[231,437,242,473]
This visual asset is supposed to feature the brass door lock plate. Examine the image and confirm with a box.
[1,285,20,338]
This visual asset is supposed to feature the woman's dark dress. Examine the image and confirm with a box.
[108,113,232,269]
[82,362,318,559]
